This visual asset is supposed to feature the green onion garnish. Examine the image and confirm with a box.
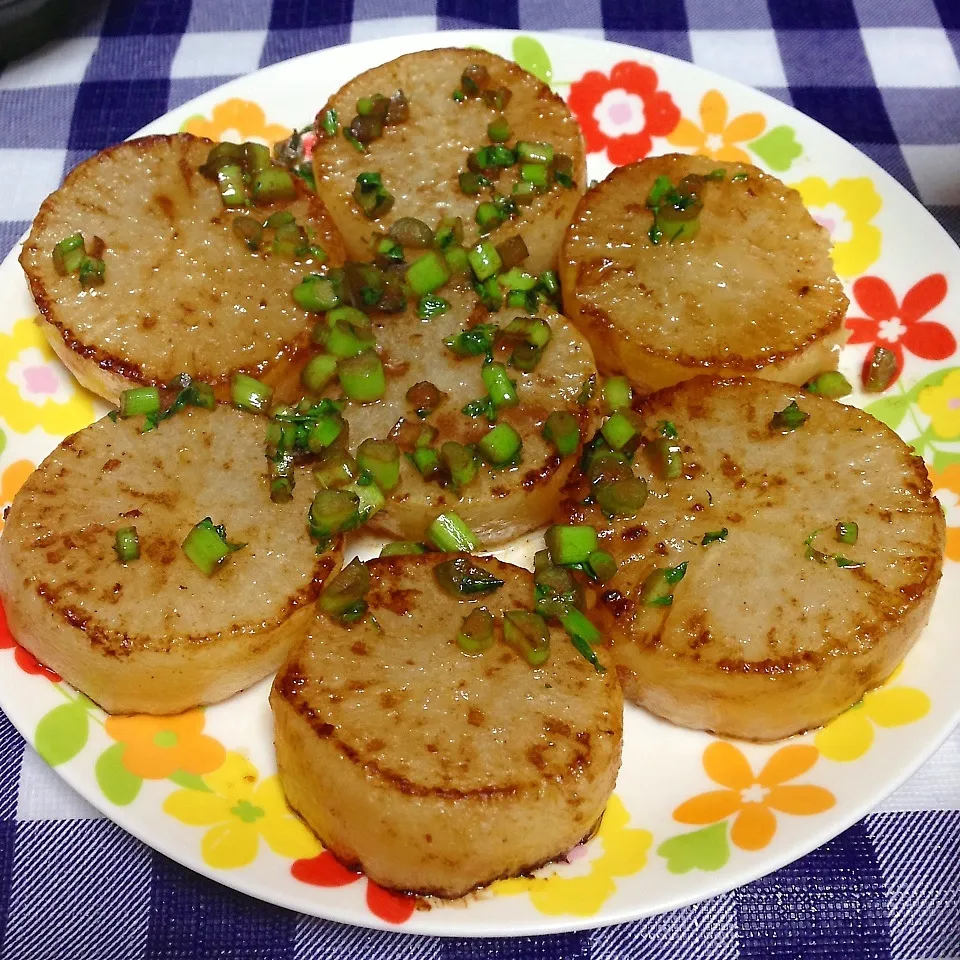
[305,413,345,453]
[309,489,362,540]
[182,518,245,576]
[324,307,376,358]
[251,168,296,203]
[293,275,341,312]
[648,437,683,480]
[119,386,160,419]
[357,438,401,492]
[445,322,498,358]
[301,354,338,393]
[595,477,648,519]
[440,441,478,489]
[482,362,519,409]
[444,246,470,274]
[410,446,441,478]
[545,525,598,567]
[520,163,549,190]
[542,411,580,457]
[78,256,105,288]
[320,108,338,137]
[559,607,604,671]
[600,410,640,451]
[380,541,428,557]
[231,374,273,413]
[233,216,263,251]
[836,521,858,545]
[516,141,554,164]
[701,528,728,545]
[114,527,139,563]
[803,371,852,399]
[320,558,370,622]
[418,294,450,320]
[503,610,550,667]
[602,376,631,412]
[863,346,897,393]
[53,233,86,275]
[353,172,394,219]
[641,561,688,606]
[475,202,504,234]
[770,400,809,432]
[434,556,505,597]
[428,511,481,552]
[337,351,386,403]
[585,550,617,582]
[487,115,511,142]
[406,250,451,295]
[459,171,488,196]
[457,608,495,655]
[474,275,503,310]
[478,422,522,465]
[468,240,502,281]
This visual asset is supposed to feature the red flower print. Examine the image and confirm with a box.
[568,61,680,165]
[0,598,61,682]
[292,851,416,925]
[846,274,955,387]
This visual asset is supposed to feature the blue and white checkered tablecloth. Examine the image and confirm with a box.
[1,1,959,957]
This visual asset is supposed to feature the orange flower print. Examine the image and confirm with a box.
[105,710,226,780]
[673,742,835,851]
[928,463,960,561]
[0,459,34,532]
[181,98,290,146]
[667,89,765,164]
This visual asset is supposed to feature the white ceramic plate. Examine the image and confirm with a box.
[1,29,959,936]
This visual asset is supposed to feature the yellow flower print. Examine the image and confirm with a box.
[793,177,882,277]
[918,369,960,440]
[493,795,651,916]
[163,751,321,870]
[181,99,290,146]
[0,459,34,532]
[666,89,766,164]
[0,318,96,436]
[816,666,930,762]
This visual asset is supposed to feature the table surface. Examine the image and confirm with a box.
[0,1,959,958]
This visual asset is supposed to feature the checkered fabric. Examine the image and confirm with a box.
[1,1,959,957]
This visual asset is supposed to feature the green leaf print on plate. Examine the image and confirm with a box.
[656,822,730,874]
[749,126,802,172]
[95,742,142,806]
[512,36,553,86]
[35,700,89,766]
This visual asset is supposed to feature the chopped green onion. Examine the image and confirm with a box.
[516,141,554,164]
[320,558,370,621]
[251,168,296,203]
[542,411,580,457]
[648,437,683,480]
[559,607,604,671]
[803,371,852,399]
[512,181,537,205]
[428,511,481,552]
[78,257,105,287]
[835,556,865,569]
[343,478,385,523]
[389,217,434,249]
[306,413,345,452]
[459,171,488,195]
[272,221,309,259]
[314,453,357,490]
[231,374,273,413]
[551,154,575,189]
[863,346,897,393]
[504,315,551,347]
[233,216,263,250]
[539,270,560,298]
[293,275,340,312]
[596,477,648,518]
[380,541,428,557]
[444,246,470,274]
[487,115,511,142]
[377,236,405,262]
[215,163,248,208]
[114,527,140,563]
[337,351,386,403]
[482,362,519,408]
[503,611,550,667]
[357,438,401,491]
[243,141,271,174]
[406,250,451,295]
[418,295,449,320]
[534,551,581,619]
[603,376,631,412]
[468,240,502,281]
[701,528,728,545]
[520,163,549,190]
[499,268,537,292]
[577,374,596,406]
[641,561,688,607]
[353,172,394,219]
[309,489,362,540]
[586,550,617,582]
[731,172,748,182]
[601,410,640,451]
[770,400,809,432]
[446,322,498,358]
[440,441,478,489]
[836,521,858,545]
[301,354,338,393]
[545,525,598,566]
[434,556,505,597]
[457,608,495,655]
[320,108,338,137]
[53,233,85,275]
[325,307,376,358]
[119,386,160,419]
[182,518,245,576]
[474,275,503,310]
[478,422,522,465]
[475,201,504,234]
